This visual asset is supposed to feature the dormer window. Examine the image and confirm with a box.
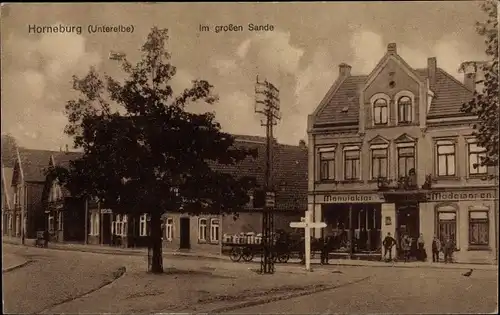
[398,96,412,123]
[373,99,388,125]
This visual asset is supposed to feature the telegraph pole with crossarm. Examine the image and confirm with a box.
[255,76,281,274]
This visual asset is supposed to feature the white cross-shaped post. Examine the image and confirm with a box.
[290,210,327,272]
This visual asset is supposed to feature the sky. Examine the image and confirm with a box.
[0,2,489,151]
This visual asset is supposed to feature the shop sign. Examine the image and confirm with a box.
[427,191,495,202]
[321,193,383,203]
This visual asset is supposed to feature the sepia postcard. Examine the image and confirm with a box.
[1,2,498,314]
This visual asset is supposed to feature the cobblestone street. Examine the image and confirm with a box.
[4,242,497,314]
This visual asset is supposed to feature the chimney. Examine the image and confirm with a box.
[339,63,351,77]
[427,57,437,89]
[460,61,479,92]
[387,43,397,54]
[298,139,307,150]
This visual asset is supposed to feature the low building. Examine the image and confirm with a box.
[307,43,498,263]
[161,135,308,255]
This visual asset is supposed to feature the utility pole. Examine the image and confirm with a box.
[255,76,281,274]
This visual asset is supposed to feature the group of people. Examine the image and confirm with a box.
[383,232,456,263]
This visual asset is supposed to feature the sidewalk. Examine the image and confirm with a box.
[3,236,497,271]
[2,252,29,272]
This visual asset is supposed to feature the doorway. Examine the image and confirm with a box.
[179,217,191,250]
[396,202,420,259]
[102,214,111,245]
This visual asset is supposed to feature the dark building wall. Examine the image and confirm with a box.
[25,182,45,238]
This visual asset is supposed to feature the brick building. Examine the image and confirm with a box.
[307,43,498,264]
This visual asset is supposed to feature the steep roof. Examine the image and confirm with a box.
[209,135,308,211]
[314,63,473,126]
[16,148,83,183]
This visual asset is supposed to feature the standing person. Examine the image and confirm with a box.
[402,234,411,262]
[417,233,426,261]
[320,234,331,265]
[432,235,441,262]
[443,236,454,263]
[382,232,396,261]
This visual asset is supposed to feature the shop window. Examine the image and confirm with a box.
[437,206,458,248]
[469,211,489,247]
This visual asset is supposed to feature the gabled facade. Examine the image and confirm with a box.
[308,43,497,263]
[3,147,86,242]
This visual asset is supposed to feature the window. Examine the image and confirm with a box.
[436,140,456,176]
[246,190,254,208]
[373,99,388,125]
[90,212,100,236]
[58,212,63,231]
[468,143,487,175]
[122,215,128,236]
[469,211,489,246]
[198,218,207,241]
[343,146,360,180]
[398,96,412,123]
[16,214,21,236]
[397,146,415,177]
[210,218,220,243]
[139,214,148,236]
[437,209,457,247]
[14,188,20,206]
[8,214,13,232]
[48,214,54,232]
[319,147,336,180]
[371,146,388,179]
[115,214,122,236]
[166,218,174,241]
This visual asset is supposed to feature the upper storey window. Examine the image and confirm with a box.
[398,96,412,123]
[373,99,388,125]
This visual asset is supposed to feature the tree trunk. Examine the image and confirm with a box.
[149,211,163,274]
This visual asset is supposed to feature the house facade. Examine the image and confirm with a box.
[307,43,498,264]
[2,147,87,243]
[161,135,307,255]
[88,135,307,252]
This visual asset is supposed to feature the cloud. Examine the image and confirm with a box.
[349,30,386,74]
[236,39,251,59]
[237,31,305,76]
[215,91,263,136]
[210,57,238,77]
[1,21,102,150]
[170,68,195,95]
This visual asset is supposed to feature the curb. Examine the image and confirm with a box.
[4,241,496,271]
[2,260,32,273]
[36,266,127,314]
[201,275,371,314]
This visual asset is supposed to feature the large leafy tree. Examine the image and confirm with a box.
[54,27,257,273]
[461,0,499,167]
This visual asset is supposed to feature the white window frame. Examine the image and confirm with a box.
[121,214,128,237]
[468,209,489,247]
[370,144,389,180]
[198,218,207,241]
[210,218,220,243]
[48,214,54,232]
[318,146,336,181]
[435,139,457,177]
[139,214,148,237]
[466,139,488,176]
[57,211,63,231]
[396,142,416,178]
[166,218,174,241]
[373,98,389,125]
[394,90,415,124]
[370,93,390,126]
[343,145,361,180]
